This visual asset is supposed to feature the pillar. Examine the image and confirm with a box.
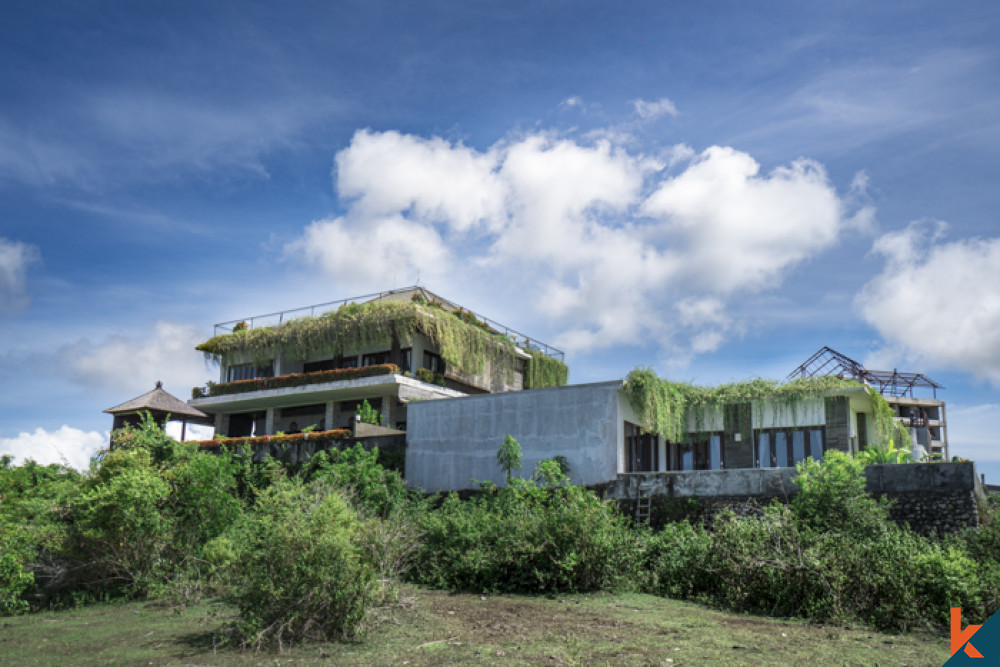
[265,407,276,435]
[380,396,393,427]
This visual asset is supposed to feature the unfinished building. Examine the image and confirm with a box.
[788,347,948,460]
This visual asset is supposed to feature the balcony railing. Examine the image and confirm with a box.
[211,286,565,361]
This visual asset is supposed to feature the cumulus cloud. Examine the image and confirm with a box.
[0,237,40,313]
[633,97,679,119]
[857,220,1000,385]
[288,128,863,359]
[0,426,106,470]
[60,321,212,395]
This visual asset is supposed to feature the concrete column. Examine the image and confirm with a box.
[381,396,393,427]
[214,413,226,437]
[941,402,949,460]
[265,407,276,435]
[325,400,336,431]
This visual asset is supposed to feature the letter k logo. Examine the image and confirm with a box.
[953,607,985,658]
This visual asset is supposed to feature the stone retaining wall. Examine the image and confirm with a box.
[605,461,983,536]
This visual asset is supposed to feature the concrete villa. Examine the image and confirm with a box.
[175,287,956,498]
[186,286,568,438]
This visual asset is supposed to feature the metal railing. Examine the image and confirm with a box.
[212,286,565,361]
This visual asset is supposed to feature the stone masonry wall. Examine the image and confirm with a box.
[606,462,983,536]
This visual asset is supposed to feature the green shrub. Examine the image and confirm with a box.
[299,444,407,518]
[411,482,640,594]
[642,520,713,598]
[0,527,33,615]
[71,449,173,596]
[641,451,1000,631]
[791,450,891,535]
[225,479,380,649]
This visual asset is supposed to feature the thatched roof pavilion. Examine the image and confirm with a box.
[105,381,212,443]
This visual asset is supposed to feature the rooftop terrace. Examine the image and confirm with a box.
[211,286,565,361]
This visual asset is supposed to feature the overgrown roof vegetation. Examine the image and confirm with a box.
[196,299,569,388]
[624,368,910,447]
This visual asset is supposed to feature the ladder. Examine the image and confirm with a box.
[634,486,652,524]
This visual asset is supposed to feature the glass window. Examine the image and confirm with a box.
[227,362,273,382]
[362,351,390,367]
[810,429,824,460]
[792,430,807,465]
[758,432,771,468]
[771,431,785,467]
[709,434,722,470]
[423,351,445,374]
[336,355,359,369]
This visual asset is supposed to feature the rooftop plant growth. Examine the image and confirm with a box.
[623,368,910,448]
[196,300,569,389]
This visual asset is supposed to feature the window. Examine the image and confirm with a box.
[303,359,336,373]
[336,355,359,369]
[625,421,658,472]
[423,351,445,374]
[362,351,389,366]
[756,427,824,467]
[227,362,273,382]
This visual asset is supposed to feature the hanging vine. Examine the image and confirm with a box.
[196,300,552,382]
[623,368,902,447]
[867,386,913,450]
[523,348,569,389]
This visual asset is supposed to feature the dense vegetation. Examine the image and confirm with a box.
[2,418,997,652]
[623,368,912,448]
[195,298,569,389]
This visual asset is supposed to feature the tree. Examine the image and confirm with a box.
[496,435,522,483]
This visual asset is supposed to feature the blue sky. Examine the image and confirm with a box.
[1,1,998,480]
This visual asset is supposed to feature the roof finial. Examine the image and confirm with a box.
[155,380,163,389]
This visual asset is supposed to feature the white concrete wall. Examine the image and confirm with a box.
[406,381,623,491]
[754,397,825,429]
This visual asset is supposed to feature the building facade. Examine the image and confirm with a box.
[405,380,879,491]
[187,287,568,438]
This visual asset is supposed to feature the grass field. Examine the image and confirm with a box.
[0,586,949,665]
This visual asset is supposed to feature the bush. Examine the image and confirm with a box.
[225,479,380,649]
[641,451,1000,630]
[299,444,408,518]
[0,531,33,614]
[411,481,641,594]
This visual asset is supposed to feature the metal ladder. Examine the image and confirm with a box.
[634,485,652,524]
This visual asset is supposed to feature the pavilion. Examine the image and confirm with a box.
[104,381,213,444]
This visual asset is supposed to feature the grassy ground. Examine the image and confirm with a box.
[0,586,949,666]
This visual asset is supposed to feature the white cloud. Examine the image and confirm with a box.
[0,426,106,471]
[335,130,506,232]
[641,148,844,293]
[632,97,679,119]
[856,221,1000,386]
[287,214,450,288]
[61,321,212,396]
[0,237,40,313]
[289,128,862,360]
